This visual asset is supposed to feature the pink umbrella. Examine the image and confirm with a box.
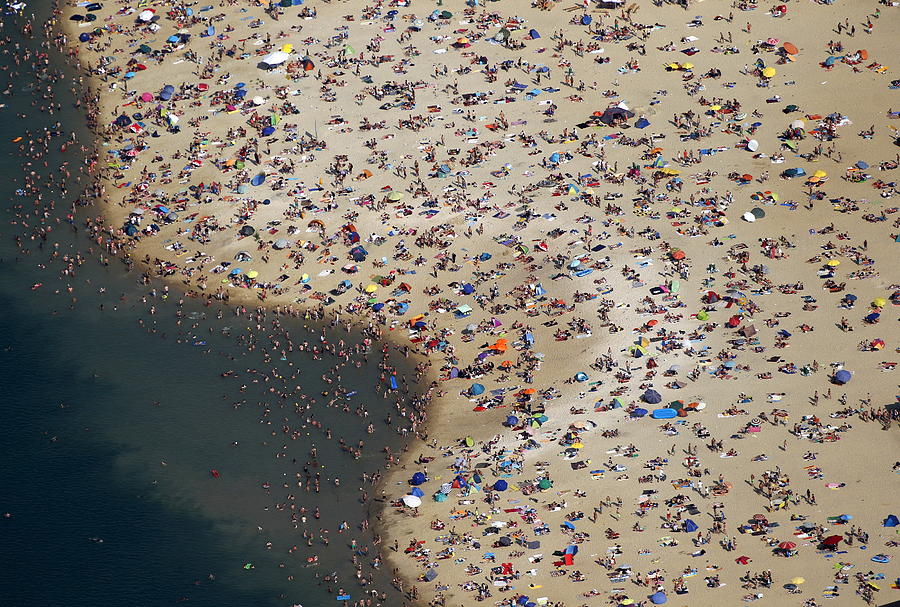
[140,92,153,102]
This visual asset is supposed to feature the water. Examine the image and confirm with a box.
[0,10,408,607]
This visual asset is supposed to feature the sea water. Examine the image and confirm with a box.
[0,8,408,607]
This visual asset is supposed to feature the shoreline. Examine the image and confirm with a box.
[53,1,900,606]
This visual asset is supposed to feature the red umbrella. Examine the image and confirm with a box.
[752,514,767,521]
[778,541,797,550]
[822,535,842,546]
[735,556,752,565]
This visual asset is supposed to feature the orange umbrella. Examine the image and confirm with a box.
[858,49,868,60]
[782,42,798,55]
[500,360,513,367]
[670,249,686,260]
[522,388,536,395]
[646,319,659,327]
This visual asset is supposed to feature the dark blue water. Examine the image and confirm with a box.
[0,9,406,607]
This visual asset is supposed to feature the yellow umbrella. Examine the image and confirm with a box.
[791,577,805,585]
[387,191,404,201]
[681,62,694,70]
[571,442,584,449]
[826,259,840,267]
[873,297,887,307]
[762,67,776,78]
[666,62,679,70]
[281,43,293,53]
[246,270,259,279]
[710,104,721,111]
[813,169,827,178]
[364,284,378,293]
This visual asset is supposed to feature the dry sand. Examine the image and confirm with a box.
[59,0,900,605]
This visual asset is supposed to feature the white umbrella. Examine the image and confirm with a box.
[790,119,805,129]
[262,51,289,66]
[252,96,265,106]
[742,212,756,222]
[138,9,155,22]
[401,495,422,508]
[746,139,759,152]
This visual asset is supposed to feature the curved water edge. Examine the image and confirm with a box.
[1,6,433,607]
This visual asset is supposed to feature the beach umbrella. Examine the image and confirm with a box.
[159,85,175,101]
[779,541,796,550]
[826,259,840,267]
[493,479,508,492]
[649,592,667,605]
[246,270,259,279]
[364,284,378,294]
[822,535,842,547]
[262,51,290,66]
[469,383,485,396]
[631,408,648,418]
[813,169,827,178]
[387,191,404,201]
[761,67,776,78]
[239,225,255,236]
[747,139,759,152]
[751,207,766,219]
[790,119,805,129]
[642,389,662,404]
[782,42,798,55]
[140,92,153,102]
[529,28,541,39]
[409,487,424,498]
[401,495,422,508]
[410,472,427,486]
[834,369,851,384]
[252,95,265,106]
[537,478,552,490]
[273,238,292,250]
[635,117,651,129]
[261,126,276,136]
[873,297,887,307]
[856,160,869,170]
[138,9,155,22]
[791,577,805,585]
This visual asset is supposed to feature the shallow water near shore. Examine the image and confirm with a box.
[0,10,409,607]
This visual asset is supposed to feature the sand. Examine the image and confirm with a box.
[58,0,900,605]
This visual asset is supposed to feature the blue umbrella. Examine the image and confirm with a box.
[856,161,869,170]
[410,472,426,485]
[261,125,276,136]
[159,84,175,100]
[834,369,851,384]
[631,408,648,418]
[470,383,485,395]
[505,415,519,426]
[409,486,425,497]
[650,592,668,605]
[493,479,508,491]
[642,389,662,404]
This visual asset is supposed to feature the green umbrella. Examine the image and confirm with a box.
[537,479,552,490]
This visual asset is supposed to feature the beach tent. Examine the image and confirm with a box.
[883,514,899,527]
[528,28,541,39]
[684,519,699,532]
[424,569,438,582]
[409,487,424,498]
[635,117,651,129]
[272,238,292,250]
[596,106,634,126]
[410,472,426,485]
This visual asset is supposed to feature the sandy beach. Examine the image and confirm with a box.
[52,0,900,605]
